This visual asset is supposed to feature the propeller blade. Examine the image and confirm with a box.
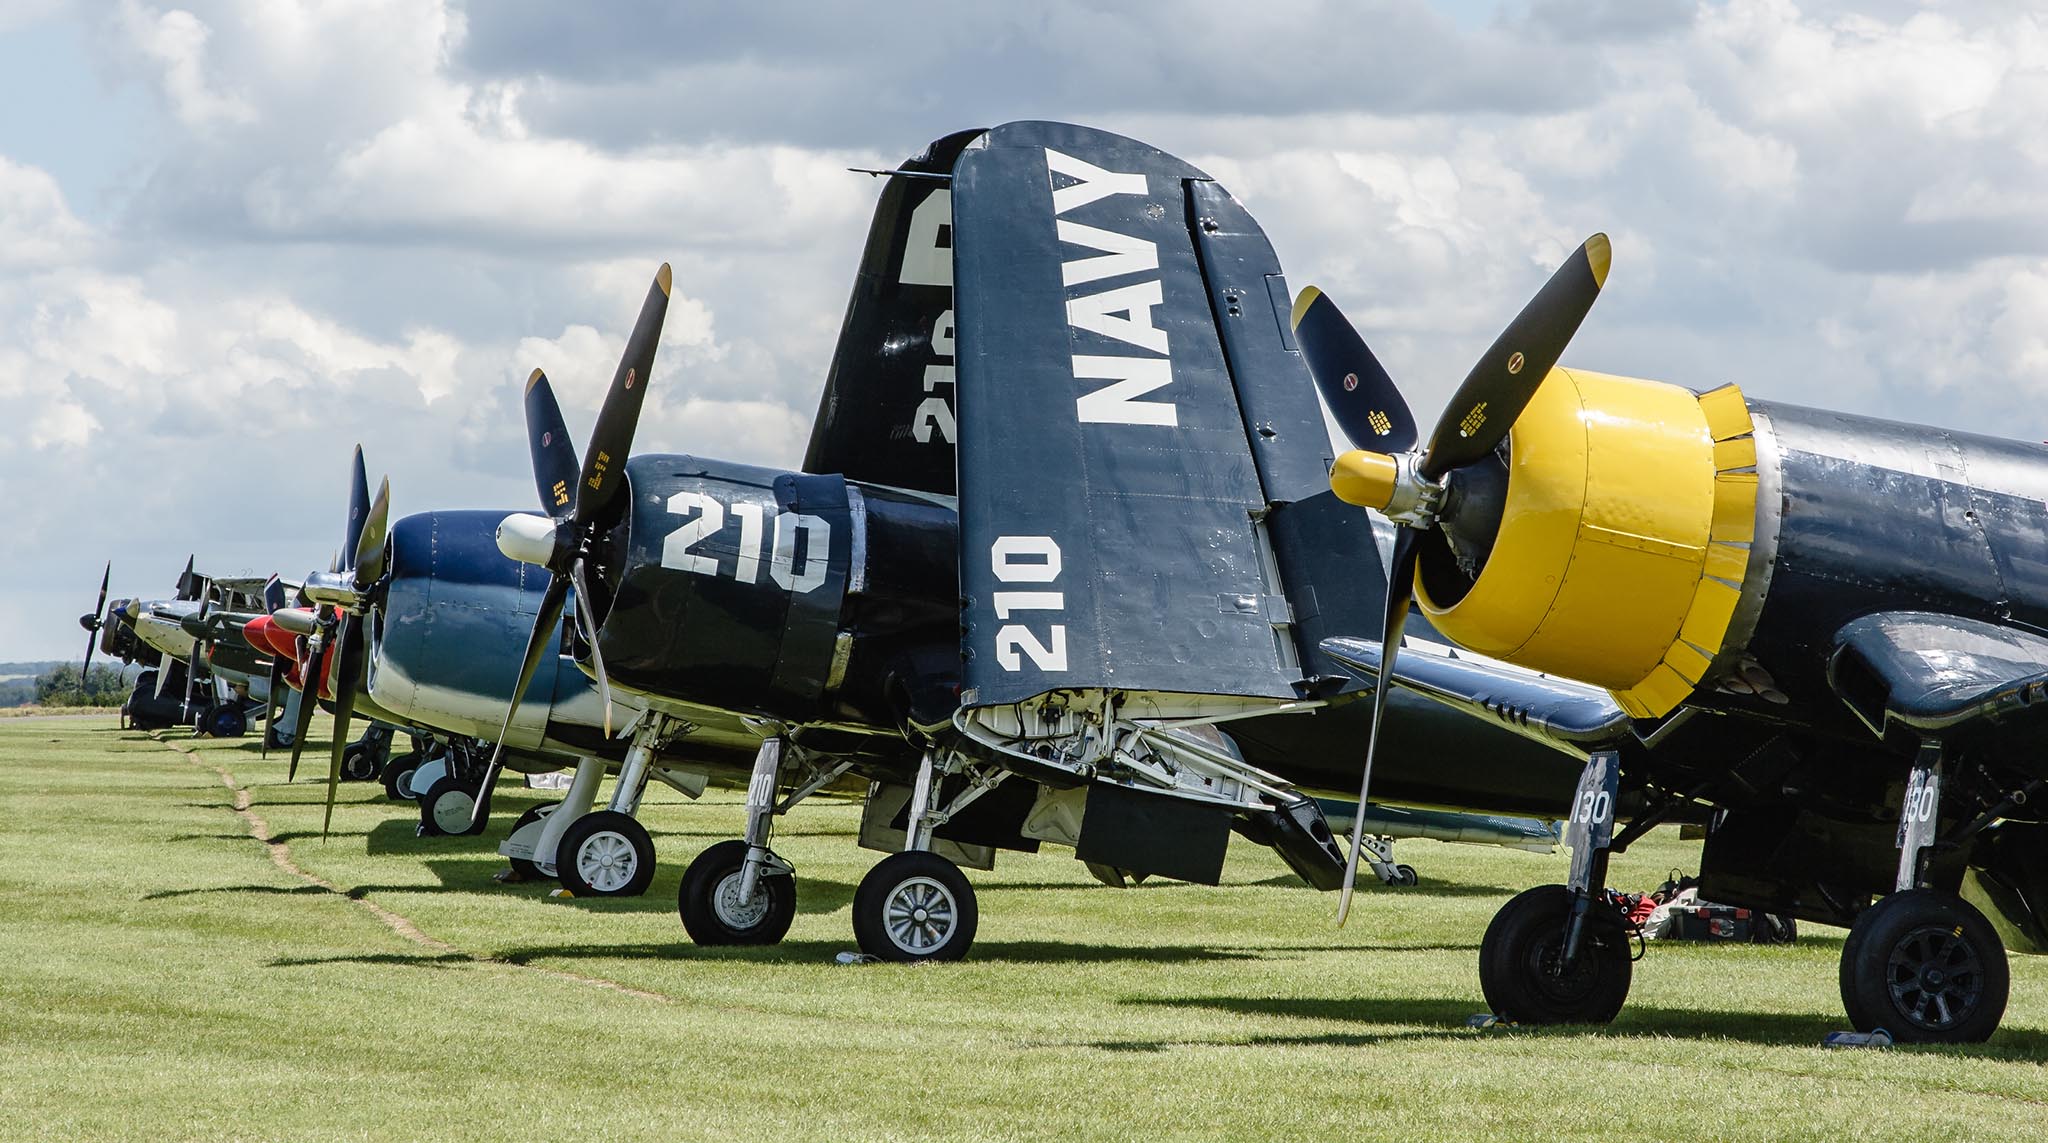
[353,477,391,589]
[81,561,110,697]
[524,369,581,516]
[322,613,364,840]
[176,555,196,601]
[1419,234,1609,480]
[1335,526,1422,926]
[468,572,570,831]
[570,559,613,737]
[285,638,320,783]
[574,264,671,530]
[343,446,371,573]
[1292,287,1417,453]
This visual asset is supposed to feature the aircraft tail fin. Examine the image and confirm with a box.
[803,129,984,496]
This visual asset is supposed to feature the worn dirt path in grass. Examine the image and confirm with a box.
[162,733,673,1004]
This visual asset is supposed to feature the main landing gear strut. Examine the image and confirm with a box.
[1839,741,2008,1043]
[1479,741,2014,1043]
[1479,751,1634,1024]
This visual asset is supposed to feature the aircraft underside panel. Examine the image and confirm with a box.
[951,120,1297,708]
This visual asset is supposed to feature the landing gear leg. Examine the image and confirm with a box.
[556,718,667,898]
[852,750,980,962]
[499,755,605,882]
[679,735,798,944]
[1479,750,1632,1024]
[1356,835,1418,887]
[1839,740,2009,1043]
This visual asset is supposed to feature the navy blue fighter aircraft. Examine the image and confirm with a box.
[474,122,1588,962]
[1297,235,2048,1043]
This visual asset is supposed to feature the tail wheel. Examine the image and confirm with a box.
[1841,889,2008,1044]
[556,810,656,898]
[853,851,978,963]
[1479,884,1632,1025]
[678,839,796,945]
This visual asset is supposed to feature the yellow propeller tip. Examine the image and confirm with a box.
[1289,285,1323,331]
[526,367,545,390]
[1585,233,1611,288]
[655,263,673,297]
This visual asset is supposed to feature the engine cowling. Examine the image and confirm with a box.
[1416,369,1760,718]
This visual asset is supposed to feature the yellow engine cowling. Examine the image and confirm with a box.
[1418,369,1759,719]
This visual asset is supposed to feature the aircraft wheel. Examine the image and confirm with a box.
[381,752,420,802]
[853,851,978,963]
[204,704,247,738]
[557,811,656,898]
[1479,884,1632,1025]
[340,743,380,783]
[419,774,486,837]
[678,840,796,945]
[1391,864,1420,887]
[504,803,556,882]
[1840,889,2008,1043]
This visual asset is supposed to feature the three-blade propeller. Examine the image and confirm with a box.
[277,445,392,838]
[1295,234,1610,925]
[78,561,111,700]
[468,264,672,832]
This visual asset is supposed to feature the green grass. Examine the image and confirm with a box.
[1,716,2044,1141]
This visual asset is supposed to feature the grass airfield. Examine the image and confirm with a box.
[2,717,2045,1142]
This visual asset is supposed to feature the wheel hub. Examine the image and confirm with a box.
[431,790,475,833]
[577,831,638,894]
[883,876,956,955]
[712,871,772,930]
[1886,924,1983,1032]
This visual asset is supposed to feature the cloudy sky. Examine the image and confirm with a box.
[4,0,2046,659]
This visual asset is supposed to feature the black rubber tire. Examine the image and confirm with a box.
[1392,864,1420,887]
[853,851,978,963]
[1840,889,2008,1043]
[556,811,656,898]
[1479,884,1633,1025]
[504,803,556,882]
[381,751,420,802]
[340,743,380,783]
[678,840,797,946]
[419,774,487,837]
[205,704,247,738]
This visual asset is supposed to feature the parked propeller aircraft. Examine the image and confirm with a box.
[1296,234,2048,1043]
[87,558,287,737]
[470,121,1587,962]
[252,131,1565,921]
